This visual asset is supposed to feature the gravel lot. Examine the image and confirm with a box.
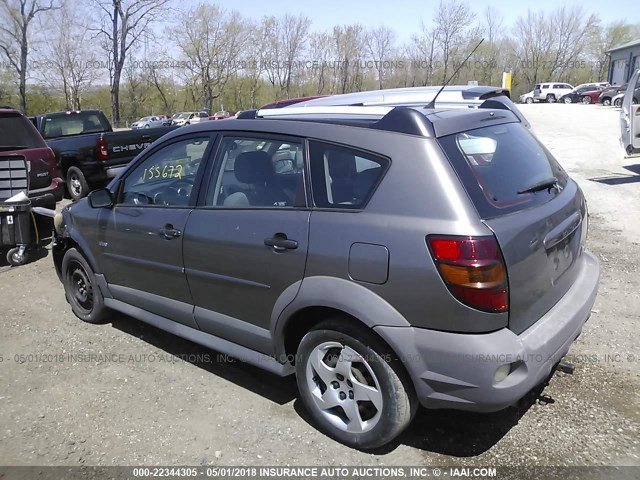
[0,103,638,468]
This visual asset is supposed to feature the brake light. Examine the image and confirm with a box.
[427,235,508,313]
[97,136,108,160]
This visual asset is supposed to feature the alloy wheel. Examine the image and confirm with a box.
[305,341,383,433]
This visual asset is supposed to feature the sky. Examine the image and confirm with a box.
[186,0,639,42]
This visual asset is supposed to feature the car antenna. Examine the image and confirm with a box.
[425,38,485,109]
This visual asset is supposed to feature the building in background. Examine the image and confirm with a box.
[607,39,640,85]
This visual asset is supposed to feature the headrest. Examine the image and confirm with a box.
[327,150,356,178]
[234,151,274,184]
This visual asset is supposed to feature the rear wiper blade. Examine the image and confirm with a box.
[517,177,558,194]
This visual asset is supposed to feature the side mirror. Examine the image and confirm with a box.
[88,188,114,208]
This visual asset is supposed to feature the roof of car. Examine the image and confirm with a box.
[38,109,103,117]
[168,105,520,140]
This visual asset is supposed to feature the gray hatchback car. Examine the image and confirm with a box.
[53,103,599,449]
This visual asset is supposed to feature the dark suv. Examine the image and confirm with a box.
[52,104,599,449]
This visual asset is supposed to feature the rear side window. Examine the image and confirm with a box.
[438,123,568,219]
[0,113,44,149]
[43,112,110,138]
[309,141,388,209]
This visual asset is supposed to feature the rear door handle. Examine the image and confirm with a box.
[264,234,298,251]
[159,224,182,240]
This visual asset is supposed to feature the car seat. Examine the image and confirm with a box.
[223,151,288,207]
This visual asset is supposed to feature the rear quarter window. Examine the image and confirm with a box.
[438,123,568,219]
[309,141,389,209]
[0,113,45,149]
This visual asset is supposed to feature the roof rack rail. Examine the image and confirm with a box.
[370,107,435,136]
[256,105,394,118]
[254,105,434,137]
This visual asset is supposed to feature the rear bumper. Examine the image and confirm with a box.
[375,249,599,412]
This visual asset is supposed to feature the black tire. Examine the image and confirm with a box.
[563,96,572,104]
[144,124,150,128]
[295,319,417,449]
[614,98,623,107]
[582,95,592,104]
[66,166,89,201]
[546,94,556,103]
[62,248,109,324]
[525,97,534,104]
[602,98,611,106]
[6,247,28,266]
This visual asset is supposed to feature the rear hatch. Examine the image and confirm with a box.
[0,111,53,193]
[438,122,587,334]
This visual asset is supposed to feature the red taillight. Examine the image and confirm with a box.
[97,136,108,160]
[427,235,509,313]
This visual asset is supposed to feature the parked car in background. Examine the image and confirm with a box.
[600,84,628,106]
[164,113,180,126]
[620,69,640,155]
[580,88,605,104]
[172,111,209,126]
[31,109,177,200]
[171,112,192,126]
[519,91,535,104]
[1,107,63,203]
[131,116,165,129]
[533,82,574,103]
[209,111,234,120]
[189,111,209,125]
[558,85,603,104]
[573,82,609,91]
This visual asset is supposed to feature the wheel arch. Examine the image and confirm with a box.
[58,154,81,177]
[56,229,101,277]
[271,276,411,363]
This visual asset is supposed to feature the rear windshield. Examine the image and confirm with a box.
[0,113,45,149]
[42,111,110,139]
[438,123,568,219]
